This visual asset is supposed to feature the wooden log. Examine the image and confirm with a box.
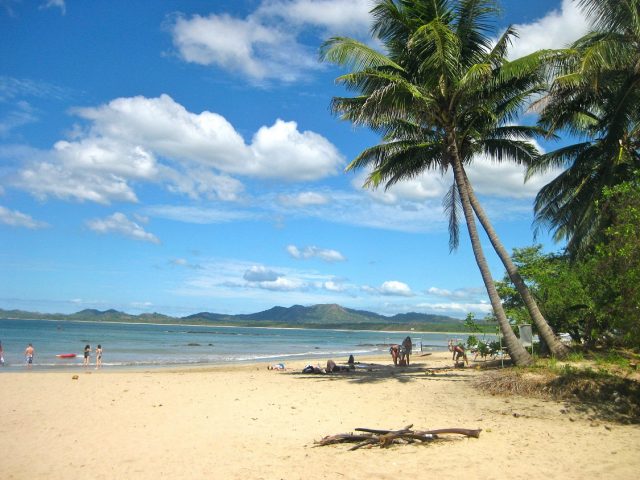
[416,428,482,438]
[315,425,481,449]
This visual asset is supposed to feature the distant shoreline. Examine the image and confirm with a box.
[0,316,484,335]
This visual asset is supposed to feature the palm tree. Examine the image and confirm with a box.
[320,0,558,365]
[529,0,640,257]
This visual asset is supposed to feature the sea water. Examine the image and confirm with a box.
[0,318,469,370]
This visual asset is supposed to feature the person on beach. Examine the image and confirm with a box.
[448,339,468,366]
[83,344,91,367]
[24,343,34,368]
[95,344,103,369]
[0,340,5,366]
[267,363,285,371]
[389,344,400,366]
[399,336,412,366]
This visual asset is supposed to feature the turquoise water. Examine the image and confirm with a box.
[0,318,467,370]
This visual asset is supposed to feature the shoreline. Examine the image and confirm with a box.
[0,349,445,373]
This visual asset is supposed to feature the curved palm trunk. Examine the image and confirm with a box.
[449,138,532,366]
[463,175,569,359]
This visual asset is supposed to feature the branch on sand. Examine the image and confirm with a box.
[315,424,481,450]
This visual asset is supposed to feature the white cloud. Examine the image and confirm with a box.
[277,191,329,207]
[323,280,346,292]
[243,265,281,282]
[250,119,343,180]
[508,0,590,59]
[287,245,346,262]
[257,0,372,34]
[169,13,318,83]
[0,101,38,137]
[86,212,160,244]
[168,1,373,83]
[254,276,306,291]
[416,302,492,315]
[143,205,257,224]
[365,280,414,297]
[465,153,562,199]
[16,160,138,204]
[10,94,343,204]
[0,206,48,229]
[40,0,66,15]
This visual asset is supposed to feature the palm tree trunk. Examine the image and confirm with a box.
[448,137,532,366]
[463,174,569,359]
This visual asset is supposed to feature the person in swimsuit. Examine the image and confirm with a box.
[448,339,468,366]
[83,344,91,367]
[95,344,103,369]
[24,343,34,368]
[389,344,400,366]
[0,340,5,366]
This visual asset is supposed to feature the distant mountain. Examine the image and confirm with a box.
[185,303,464,329]
[0,304,479,332]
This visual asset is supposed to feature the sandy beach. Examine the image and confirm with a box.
[1,352,638,480]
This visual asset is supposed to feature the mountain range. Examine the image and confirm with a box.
[0,303,477,332]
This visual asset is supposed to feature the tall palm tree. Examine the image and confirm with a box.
[529,0,640,257]
[320,0,559,365]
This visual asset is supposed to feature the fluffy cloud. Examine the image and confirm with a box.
[168,1,374,82]
[169,13,319,82]
[287,245,346,262]
[86,212,160,244]
[242,265,307,290]
[0,206,48,229]
[363,280,413,297]
[508,0,590,59]
[10,94,343,204]
[323,280,346,292]
[256,0,372,34]
[243,265,281,282]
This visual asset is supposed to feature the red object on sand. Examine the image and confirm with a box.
[56,353,77,358]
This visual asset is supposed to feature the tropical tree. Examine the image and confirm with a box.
[528,0,640,257]
[320,0,566,365]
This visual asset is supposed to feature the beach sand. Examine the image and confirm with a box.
[1,352,638,480]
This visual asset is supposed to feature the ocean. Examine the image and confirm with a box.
[0,318,470,370]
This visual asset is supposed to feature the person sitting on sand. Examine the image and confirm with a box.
[267,363,286,371]
[302,364,325,374]
[325,359,353,373]
[448,339,468,366]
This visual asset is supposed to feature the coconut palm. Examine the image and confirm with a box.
[320,0,565,365]
[528,0,640,257]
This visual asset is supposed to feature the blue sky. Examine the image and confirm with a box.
[0,0,590,318]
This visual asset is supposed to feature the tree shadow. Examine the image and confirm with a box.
[290,362,472,385]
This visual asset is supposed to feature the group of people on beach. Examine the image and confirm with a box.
[84,344,103,369]
[389,336,413,366]
[0,341,103,369]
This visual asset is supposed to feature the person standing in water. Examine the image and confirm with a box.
[24,343,34,368]
[83,344,91,367]
[95,344,103,369]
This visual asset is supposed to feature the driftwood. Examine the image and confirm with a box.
[316,424,481,450]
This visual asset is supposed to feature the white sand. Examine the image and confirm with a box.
[1,352,638,479]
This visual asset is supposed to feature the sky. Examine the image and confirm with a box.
[0,0,591,318]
